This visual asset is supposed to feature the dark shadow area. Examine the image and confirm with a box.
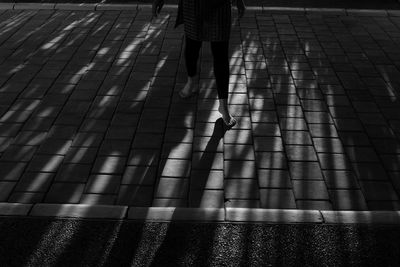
[1,217,400,266]
[3,0,400,10]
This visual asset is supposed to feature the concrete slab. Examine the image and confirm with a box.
[128,207,225,222]
[55,3,97,10]
[226,208,323,223]
[14,3,55,10]
[30,204,128,219]
[0,203,32,216]
[322,211,400,224]
[347,9,388,16]
[0,3,13,9]
[96,4,137,11]
[262,7,305,14]
[305,7,346,15]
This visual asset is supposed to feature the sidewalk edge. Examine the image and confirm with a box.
[1,203,400,224]
[0,3,398,16]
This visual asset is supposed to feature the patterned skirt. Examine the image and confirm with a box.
[175,0,232,42]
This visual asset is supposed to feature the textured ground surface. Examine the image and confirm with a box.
[0,217,399,266]
[1,6,400,211]
[1,0,400,9]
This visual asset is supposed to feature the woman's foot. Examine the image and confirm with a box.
[179,77,198,98]
[218,104,236,128]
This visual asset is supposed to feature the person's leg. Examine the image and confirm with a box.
[211,40,236,127]
[180,35,202,97]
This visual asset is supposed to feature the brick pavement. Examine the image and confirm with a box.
[0,5,400,212]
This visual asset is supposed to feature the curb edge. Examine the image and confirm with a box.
[1,203,400,224]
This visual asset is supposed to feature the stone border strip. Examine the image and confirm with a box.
[0,3,399,16]
[1,203,400,224]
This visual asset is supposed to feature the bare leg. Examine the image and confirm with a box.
[180,36,201,98]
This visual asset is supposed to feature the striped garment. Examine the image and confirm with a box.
[175,0,232,42]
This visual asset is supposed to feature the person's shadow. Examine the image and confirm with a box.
[189,117,228,208]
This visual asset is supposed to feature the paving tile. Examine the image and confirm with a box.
[372,139,400,154]
[167,115,195,129]
[79,119,109,132]
[252,123,281,136]
[334,118,364,132]
[71,132,103,148]
[38,139,72,155]
[360,181,399,201]
[279,118,308,131]
[289,161,324,180]
[224,129,253,144]
[161,143,192,159]
[97,140,131,157]
[224,160,257,178]
[192,151,223,170]
[127,149,159,166]
[159,159,191,177]
[225,199,260,208]
[0,182,16,201]
[225,178,259,199]
[323,170,359,189]
[48,125,77,139]
[286,145,318,161]
[152,198,188,207]
[45,183,85,204]
[1,145,37,162]
[122,165,157,185]
[329,190,368,210]
[190,170,224,190]
[85,174,121,194]
[313,138,345,153]
[154,177,189,199]
[193,135,223,152]
[308,124,338,138]
[352,162,388,180]
[80,194,116,205]
[258,169,292,188]
[194,122,224,137]
[276,105,303,118]
[8,192,45,204]
[338,132,371,146]
[64,147,97,164]
[253,136,284,151]
[381,154,400,172]
[260,188,296,209]
[292,180,329,200]
[256,152,287,169]
[55,163,91,183]
[318,153,352,170]
[13,131,48,146]
[189,190,224,208]
[0,123,22,137]
[224,144,255,160]
[27,155,64,173]
[250,111,278,123]
[132,133,163,149]
[117,185,153,206]
[367,201,400,211]
[92,156,127,174]
[296,200,333,210]
[105,126,136,140]
[282,131,312,145]
[165,128,194,143]
[15,172,54,192]
[346,147,380,163]
[304,111,333,124]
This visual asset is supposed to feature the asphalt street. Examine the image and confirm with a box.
[1,217,400,266]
